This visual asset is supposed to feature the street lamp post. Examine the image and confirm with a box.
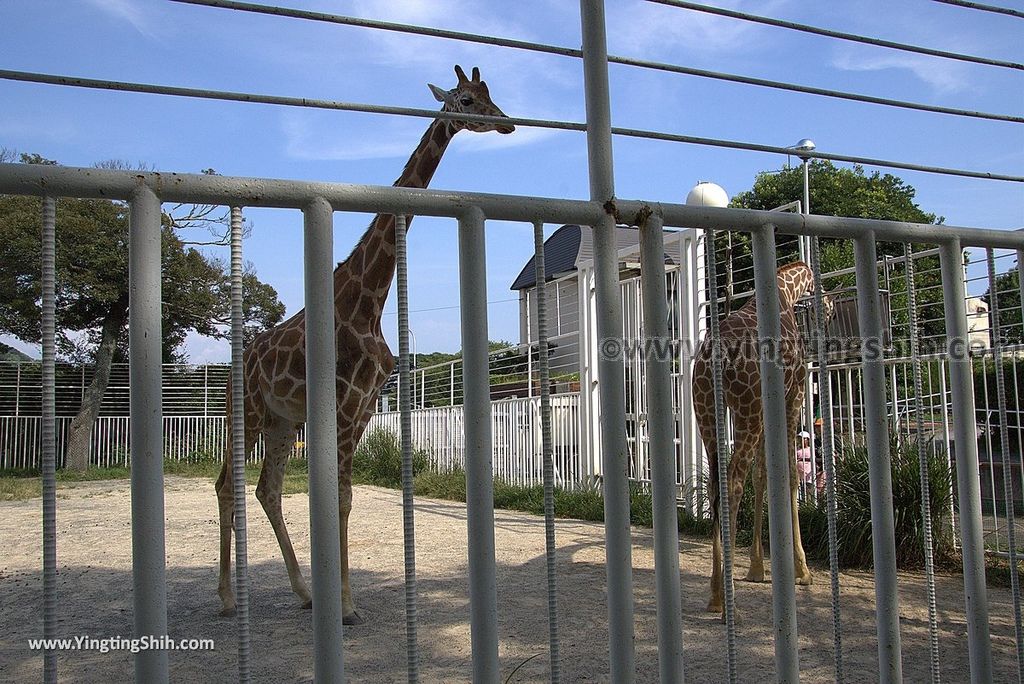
[791,138,816,262]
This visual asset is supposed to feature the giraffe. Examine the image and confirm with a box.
[692,260,816,614]
[214,65,513,623]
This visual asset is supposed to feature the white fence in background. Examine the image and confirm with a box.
[0,394,588,488]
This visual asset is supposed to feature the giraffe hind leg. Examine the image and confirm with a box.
[744,437,768,583]
[257,424,313,608]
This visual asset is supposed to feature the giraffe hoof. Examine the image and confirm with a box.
[301,598,313,610]
[743,567,766,583]
[219,605,236,618]
[706,600,722,614]
[796,573,814,586]
[343,611,364,626]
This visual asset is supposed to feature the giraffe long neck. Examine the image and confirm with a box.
[335,118,456,311]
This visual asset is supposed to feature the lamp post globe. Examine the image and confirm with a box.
[685,181,729,208]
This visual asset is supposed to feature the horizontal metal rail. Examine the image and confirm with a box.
[2,70,1020,183]
[648,0,1024,70]
[2,163,1023,248]
[168,0,1023,123]
[931,0,1024,19]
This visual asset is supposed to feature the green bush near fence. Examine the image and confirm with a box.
[798,437,955,569]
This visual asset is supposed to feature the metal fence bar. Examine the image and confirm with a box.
[128,186,169,683]
[229,206,251,683]
[639,214,686,684]
[458,208,500,683]
[939,238,993,682]
[854,233,903,683]
[4,163,1024,244]
[395,213,421,683]
[40,196,58,684]
[810,234,844,683]
[580,2,635,679]
[987,249,1024,679]
[303,198,346,682]
[533,219,562,684]
[751,225,800,682]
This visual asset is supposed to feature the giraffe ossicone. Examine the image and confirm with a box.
[692,261,818,616]
[215,65,513,624]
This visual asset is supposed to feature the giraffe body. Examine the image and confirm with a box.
[692,261,816,614]
[215,66,513,623]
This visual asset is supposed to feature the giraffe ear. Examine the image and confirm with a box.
[428,83,449,103]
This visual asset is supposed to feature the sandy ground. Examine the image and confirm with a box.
[0,476,1019,683]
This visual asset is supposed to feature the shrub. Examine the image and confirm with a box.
[806,436,954,569]
[352,428,429,488]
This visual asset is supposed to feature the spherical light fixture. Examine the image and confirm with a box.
[685,181,729,208]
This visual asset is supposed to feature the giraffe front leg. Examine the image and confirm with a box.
[707,517,724,614]
[339,496,362,625]
[787,385,813,587]
[215,461,236,616]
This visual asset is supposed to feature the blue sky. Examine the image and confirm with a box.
[2,0,1022,361]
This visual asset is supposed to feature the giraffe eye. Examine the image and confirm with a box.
[460,96,473,106]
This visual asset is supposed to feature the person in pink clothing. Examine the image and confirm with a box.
[795,431,813,500]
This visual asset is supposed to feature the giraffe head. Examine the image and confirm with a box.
[428,65,514,135]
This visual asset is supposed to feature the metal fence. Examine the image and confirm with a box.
[3,1,1023,683]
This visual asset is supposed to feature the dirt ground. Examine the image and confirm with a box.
[0,476,1019,682]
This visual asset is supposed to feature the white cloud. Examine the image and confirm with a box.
[609,0,794,59]
[84,0,161,40]
[831,49,972,94]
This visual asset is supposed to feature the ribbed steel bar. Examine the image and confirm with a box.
[533,219,562,684]
[229,207,252,683]
[580,2,636,679]
[904,243,941,683]
[751,225,800,682]
[458,208,500,684]
[938,238,993,683]
[303,197,346,682]
[128,185,169,683]
[40,196,58,684]
[704,225,737,681]
[395,213,421,683]
[639,214,686,684]
[853,234,903,683]
[809,235,843,684]
[986,248,1024,682]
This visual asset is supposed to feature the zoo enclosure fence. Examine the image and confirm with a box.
[2,1,1023,683]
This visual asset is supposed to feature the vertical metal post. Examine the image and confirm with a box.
[751,225,800,682]
[396,214,420,683]
[854,233,903,683]
[639,214,685,684]
[458,208,500,683]
[533,220,563,684]
[40,196,58,684]
[987,249,1024,678]
[128,185,169,683]
[303,198,346,682]
[579,2,635,679]
[940,239,993,682]
[229,207,251,683]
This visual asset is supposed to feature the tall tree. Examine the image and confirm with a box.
[0,155,285,470]
[727,160,946,350]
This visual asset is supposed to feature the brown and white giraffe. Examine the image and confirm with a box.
[692,260,816,614]
[215,65,513,623]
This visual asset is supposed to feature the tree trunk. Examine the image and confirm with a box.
[65,307,126,471]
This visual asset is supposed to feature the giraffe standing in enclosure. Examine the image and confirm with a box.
[215,66,514,622]
[692,260,816,614]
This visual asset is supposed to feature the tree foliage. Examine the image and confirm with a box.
[0,153,286,468]
[726,161,946,349]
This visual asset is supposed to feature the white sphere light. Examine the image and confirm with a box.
[685,181,729,208]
